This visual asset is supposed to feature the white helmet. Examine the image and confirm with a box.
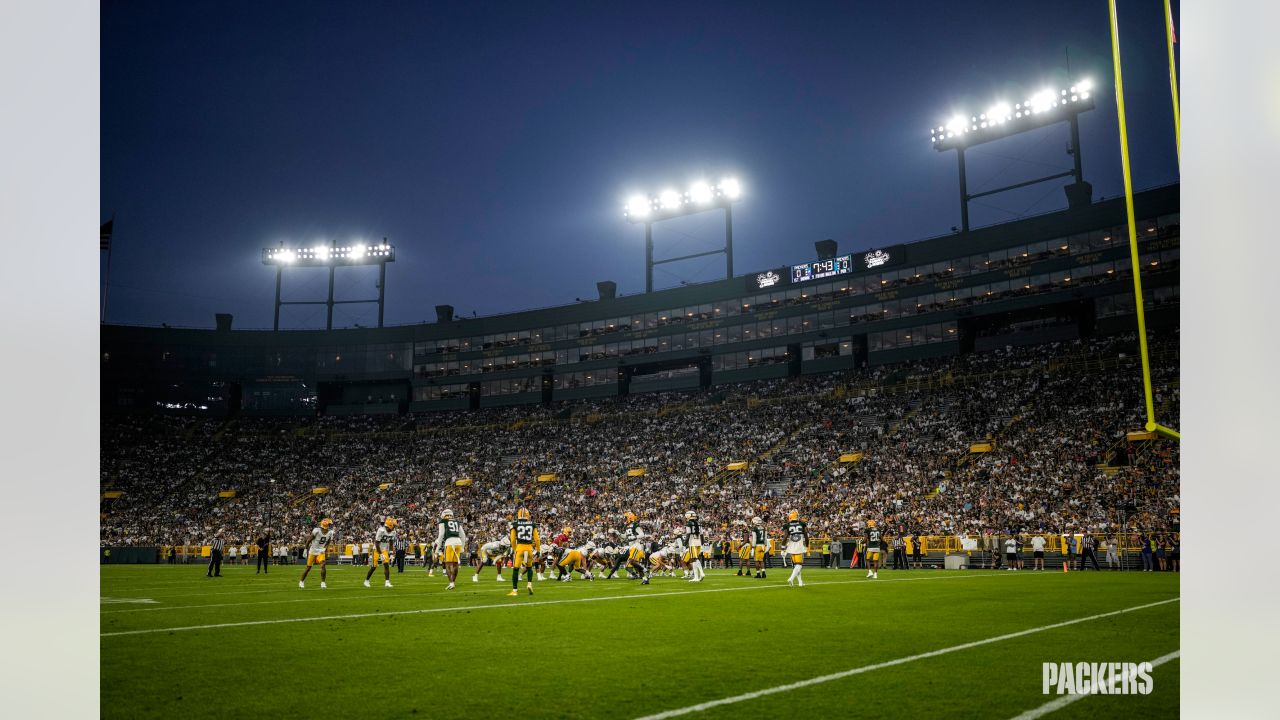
[751,516,763,526]
[685,510,696,520]
[442,509,454,519]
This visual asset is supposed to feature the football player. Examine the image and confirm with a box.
[557,538,596,581]
[684,510,705,582]
[299,518,335,589]
[422,541,439,576]
[864,520,883,579]
[473,533,511,582]
[363,517,397,588]
[433,509,467,590]
[608,512,648,582]
[750,516,769,579]
[508,508,540,596]
[649,537,675,577]
[589,537,615,577]
[784,510,808,587]
[735,531,752,575]
[620,515,652,584]
[535,539,557,582]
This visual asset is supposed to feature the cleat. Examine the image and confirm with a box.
[798,578,805,587]
[527,582,534,595]
[507,589,519,597]
[320,582,327,589]
[641,577,649,585]
[536,573,545,582]
[446,582,455,590]
[384,580,392,588]
[472,575,479,583]
[299,581,305,589]
[363,580,371,588]
[496,575,504,582]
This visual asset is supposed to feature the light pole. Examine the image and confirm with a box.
[623,177,742,292]
[262,240,396,330]
[931,79,1095,231]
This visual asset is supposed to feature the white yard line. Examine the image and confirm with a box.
[1006,650,1181,720]
[631,598,1180,720]
[100,572,1029,633]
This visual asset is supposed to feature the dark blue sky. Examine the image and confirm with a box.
[101,1,1179,329]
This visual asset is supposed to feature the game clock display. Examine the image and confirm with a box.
[791,254,852,283]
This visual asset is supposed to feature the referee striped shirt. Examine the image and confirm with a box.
[210,538,224,551]
[394,536,408,551]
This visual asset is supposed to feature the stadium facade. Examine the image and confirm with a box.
[101,184,1178,416]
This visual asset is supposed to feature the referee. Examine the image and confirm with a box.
[394,533,408,573]
[207,535,224,577]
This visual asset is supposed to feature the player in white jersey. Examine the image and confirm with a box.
[432,509,467,590]
[364,518,397,588]
[473,535,511,582]
[299,518,335,589]
[648,539,674,576]
[589,539,615,577]
[534,542,554,581]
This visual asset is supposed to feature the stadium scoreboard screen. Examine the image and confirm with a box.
[749,245,906,291]
[791,255,853,283]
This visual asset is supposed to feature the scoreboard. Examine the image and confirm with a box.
[791,255,853,283]
[746,246,905,291]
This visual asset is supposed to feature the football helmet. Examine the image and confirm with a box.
[320,518,332,529]
[625,511,637,523]
[685,510,696,520]
[787,510,799,521]
[517,507,531,520]
[751,516,763,526]
[868,519,877,528]
[385,518,397,528]
[442,509,454,520]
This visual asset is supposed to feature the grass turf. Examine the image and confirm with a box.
[100,564,1179,719]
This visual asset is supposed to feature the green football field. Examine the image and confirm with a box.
[100,564,1179,719]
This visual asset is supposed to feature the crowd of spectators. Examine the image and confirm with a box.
[101,331,1179,554]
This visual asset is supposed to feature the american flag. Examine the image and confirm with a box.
[100,220,113,251]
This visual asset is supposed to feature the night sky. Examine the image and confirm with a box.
[100,1,1179,330]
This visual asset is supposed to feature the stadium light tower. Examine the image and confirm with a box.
[261,240,395,331]
[932,79,1095,232]
[622,177,742,293]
